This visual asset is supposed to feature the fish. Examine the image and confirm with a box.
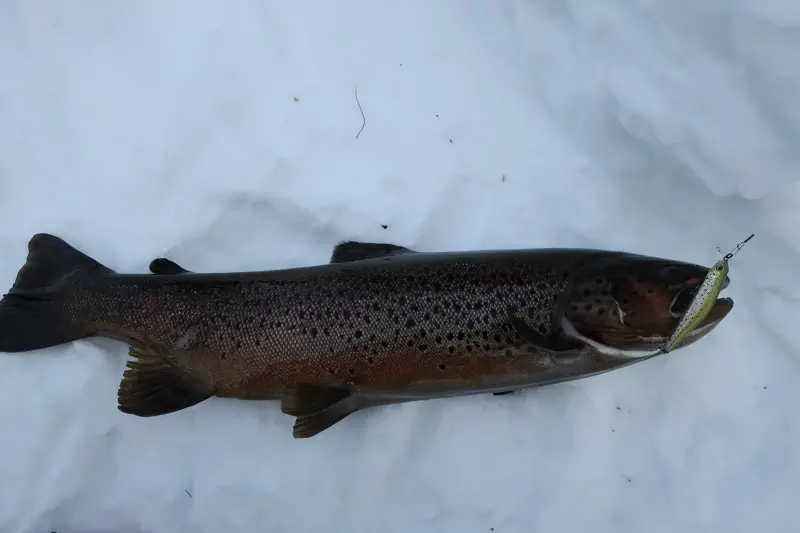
[0,233,734,438]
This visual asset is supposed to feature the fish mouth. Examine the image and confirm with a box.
[556,256,735,358]
[646,295,733,350]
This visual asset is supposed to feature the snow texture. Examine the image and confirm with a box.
[0,1,798,532]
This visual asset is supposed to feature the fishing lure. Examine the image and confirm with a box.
[660,233,755,353]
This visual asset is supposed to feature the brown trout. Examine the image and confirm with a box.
[0,234,733,438]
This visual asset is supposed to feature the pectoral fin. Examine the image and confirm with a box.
[507,312,584,364]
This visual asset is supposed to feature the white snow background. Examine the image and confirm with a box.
[0,1,798,532]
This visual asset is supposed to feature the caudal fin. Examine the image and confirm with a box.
[0,233,115,353]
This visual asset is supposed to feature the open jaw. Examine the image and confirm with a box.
[647,296,734,350]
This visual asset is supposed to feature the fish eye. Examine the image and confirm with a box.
[670,286,697,315]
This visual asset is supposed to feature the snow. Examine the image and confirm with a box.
[0,1,798,531]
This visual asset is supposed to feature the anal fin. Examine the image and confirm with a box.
[330,241,416,263]
[118,343,211,417]
[280,383,351,416]
[281,383,364,438]
[149,258,192,275]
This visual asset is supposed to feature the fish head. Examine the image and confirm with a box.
[558,253,733,353]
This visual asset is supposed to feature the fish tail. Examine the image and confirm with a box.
[0,233,115,352]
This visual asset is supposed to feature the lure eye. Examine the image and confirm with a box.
[716,265,724,272]
[670,286,697,315]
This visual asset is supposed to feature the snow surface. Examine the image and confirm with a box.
[1,1,799,532]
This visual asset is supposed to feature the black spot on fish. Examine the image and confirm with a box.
[406,317,416,328]
[439,363,447,370]
[354,330,362,338]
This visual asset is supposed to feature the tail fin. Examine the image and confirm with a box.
[0,233,115,353]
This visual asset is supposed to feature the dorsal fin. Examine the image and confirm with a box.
[330,241,417,263]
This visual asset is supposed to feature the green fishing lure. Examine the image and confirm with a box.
[661,233,755,353]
